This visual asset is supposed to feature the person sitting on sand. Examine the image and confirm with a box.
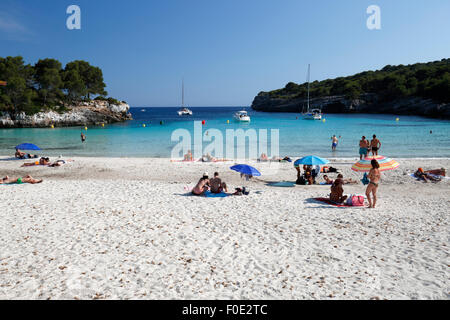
[15,148,27,159]
[330,174,348,203]
[201,153,216,162]
[21,157,50,167]
[192,172,210,195]
[259,153,268,162]
[184,150,193,161]
[210,172,228,193]
[304,166,314,185]
[0,175,43,184]
[414,168,442,183]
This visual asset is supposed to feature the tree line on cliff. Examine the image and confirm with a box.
[259,58,449,103]
[0,56,121,115]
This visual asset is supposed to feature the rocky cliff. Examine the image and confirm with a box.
[251,93,450,119]
[0,100,132,128]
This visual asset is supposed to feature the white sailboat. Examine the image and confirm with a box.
[302,64,322,120]
[177,79,193,116]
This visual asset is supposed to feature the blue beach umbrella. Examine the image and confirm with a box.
[15,143,41,151]
[294,155,329,166]
[230,164,261,176]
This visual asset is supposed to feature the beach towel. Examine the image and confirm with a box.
[313,197,354,207]
[409,173,448,180]
[204,191,229,198]
[268,181,296,187]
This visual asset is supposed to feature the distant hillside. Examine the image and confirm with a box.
[252,59,450,119]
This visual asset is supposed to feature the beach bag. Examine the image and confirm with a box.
[296,176,306,185]
[346,194,365,206]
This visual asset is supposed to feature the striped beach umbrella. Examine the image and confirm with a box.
[0,81,7,86]
[351,155,399,172]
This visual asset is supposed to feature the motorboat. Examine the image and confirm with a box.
[234,110,251,122]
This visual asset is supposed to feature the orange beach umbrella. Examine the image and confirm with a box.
[0,81,7,86]
[351,155,399,172]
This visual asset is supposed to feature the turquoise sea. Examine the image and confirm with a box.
[1,107,449,158]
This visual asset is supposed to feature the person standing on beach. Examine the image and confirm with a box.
[359,136,370,159]
[370,135,381,156]
[331,135,338,151]
[366,159,381,208]
[81,133,86,143]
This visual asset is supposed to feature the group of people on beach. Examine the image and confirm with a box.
[358,135,382,159]
[192,172,228,196]
[327,159,381,208]
[330,134,382,159]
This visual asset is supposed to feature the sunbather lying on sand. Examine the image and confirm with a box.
[323,175,358,185]
[201,153,216,162]
[414,168,442,183]
[21,157,50,166]
[21,158,68,167]
[1,175,43,184]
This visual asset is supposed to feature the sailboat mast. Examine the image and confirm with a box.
[307,64,310,112]
[182,78,185,108]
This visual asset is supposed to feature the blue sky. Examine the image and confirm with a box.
[0,0,449,107]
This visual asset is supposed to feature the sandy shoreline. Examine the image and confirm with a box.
[0,156,449,299]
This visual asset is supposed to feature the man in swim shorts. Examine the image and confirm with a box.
[210,172,228,193]
[359,136,369,159]
[331,135,338,151]
[370,134,381,156]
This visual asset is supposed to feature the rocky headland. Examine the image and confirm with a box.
[251,93,450,119]
[0,100,132,128]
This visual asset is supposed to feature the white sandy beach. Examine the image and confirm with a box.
[0,156,449,300]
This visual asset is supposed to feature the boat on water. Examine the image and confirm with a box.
[303,108,322,120]
[302,64,322,120]
[234,110,251,122]
[177,79,193,116]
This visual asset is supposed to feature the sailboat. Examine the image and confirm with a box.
[302,64,322,120]
[177,79,193,116]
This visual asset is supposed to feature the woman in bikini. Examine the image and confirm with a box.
[192,173,210,195]
[365,159,381,208]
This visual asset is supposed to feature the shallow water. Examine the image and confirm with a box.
[0,107,449,158]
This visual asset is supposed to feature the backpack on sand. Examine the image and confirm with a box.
[346,194,365,206]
